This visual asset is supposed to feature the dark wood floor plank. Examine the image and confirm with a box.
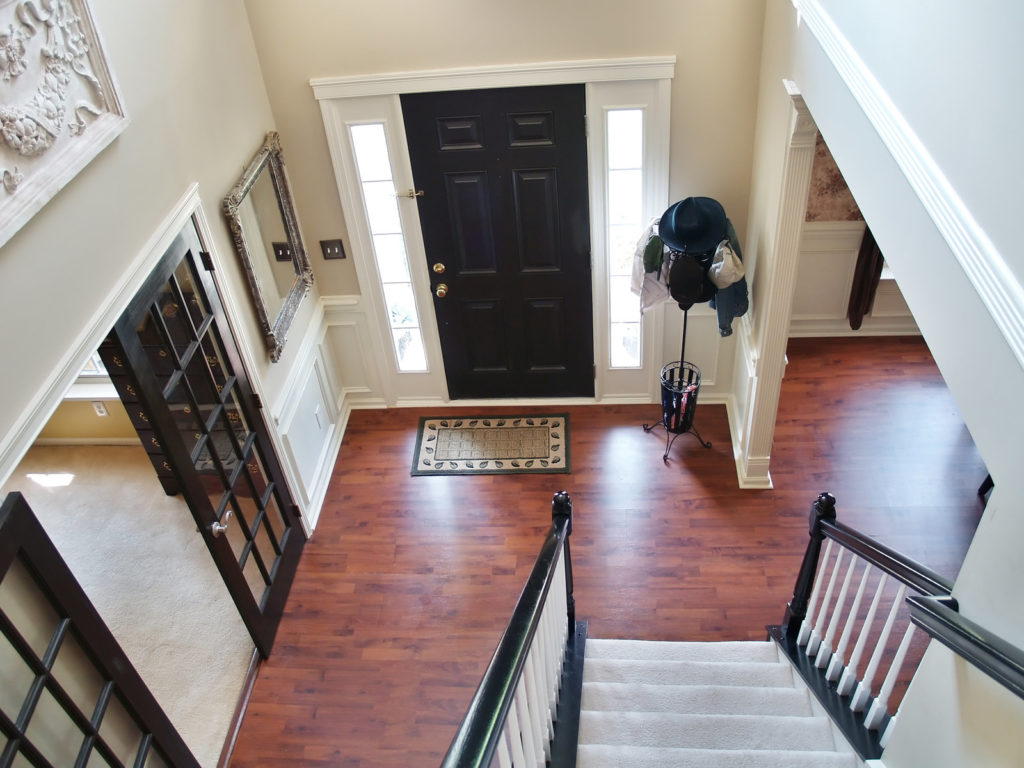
[229,336,985,766]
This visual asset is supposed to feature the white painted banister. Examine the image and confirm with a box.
[827,561,872,681]
[798,538,834,645]
[807,547,845,656]
[864,623,918,729]
[850,583,908,712]
[837,572,889,696]
[816,553,858,668]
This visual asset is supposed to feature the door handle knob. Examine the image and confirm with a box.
[432,262,446,274]
[435,283,449,299]
[209,509,233,537]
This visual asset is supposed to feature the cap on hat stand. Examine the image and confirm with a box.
[643,307,712,461]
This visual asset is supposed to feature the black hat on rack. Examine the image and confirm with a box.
[659,196,727,254]
[669,253,718,310]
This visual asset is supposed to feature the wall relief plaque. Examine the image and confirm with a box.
[0,0,127,248]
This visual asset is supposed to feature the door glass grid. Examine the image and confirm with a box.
[0,556,166,767]
[606,108,644,368]
[350,122,427,372]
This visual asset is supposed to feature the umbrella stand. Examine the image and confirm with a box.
[642,308,712,461]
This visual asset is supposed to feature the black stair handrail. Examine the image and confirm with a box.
[440,491,576,768]
[782,492,954,640]
[908,594,1024,701]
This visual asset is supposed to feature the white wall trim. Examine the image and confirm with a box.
[0,184,201,486]
[311,57,676,100]
[33,437,138,447]
[797,0,1024,370]
[789,317,919,337]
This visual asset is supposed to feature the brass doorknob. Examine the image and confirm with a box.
[435,283,449,298]
[432,262,446,274]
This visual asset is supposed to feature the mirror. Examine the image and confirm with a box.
[223,132,313,362]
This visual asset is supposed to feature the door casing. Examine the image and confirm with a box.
[314,58,674,405]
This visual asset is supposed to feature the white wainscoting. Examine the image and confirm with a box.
[789,221,919,337]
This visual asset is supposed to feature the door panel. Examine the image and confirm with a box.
[97,221,305,658]
[402,84,593,399]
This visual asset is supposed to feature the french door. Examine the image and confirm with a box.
[98,220,305,658]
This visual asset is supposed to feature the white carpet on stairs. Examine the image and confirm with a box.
[576,744,863,768]
[577,638,862,768]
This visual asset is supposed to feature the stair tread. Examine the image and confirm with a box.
[576,744,863,768]
[581,681,812,715]
[583,658,795,688]
[586,638,778,663]
[578,711,839,752]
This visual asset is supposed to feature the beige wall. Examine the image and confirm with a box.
[38,400,135,443]
[242,0,767,297]
[0,0,287,477]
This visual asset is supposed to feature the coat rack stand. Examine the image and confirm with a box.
[643,308,713,462]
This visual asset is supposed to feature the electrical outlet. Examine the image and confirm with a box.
[92,401,108,417]
[320,238,346,260]
[272,242,293,261]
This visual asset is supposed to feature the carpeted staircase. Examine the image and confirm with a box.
[576,638,864,767]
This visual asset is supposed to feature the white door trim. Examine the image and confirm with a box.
[314,58,675,404]
[311,57,675,100]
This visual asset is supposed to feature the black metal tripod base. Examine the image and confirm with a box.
[642,420,712,462]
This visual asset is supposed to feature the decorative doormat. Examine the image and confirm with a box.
[411,415,570,476]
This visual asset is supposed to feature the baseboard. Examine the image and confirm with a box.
[789,316,921,337]
[217,648,261,768]
[32,438,140,446]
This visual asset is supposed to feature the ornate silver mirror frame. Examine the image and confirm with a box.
[223,132,313,362]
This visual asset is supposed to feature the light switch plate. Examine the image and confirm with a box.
[320,238,346,259]
[272,242,293,261]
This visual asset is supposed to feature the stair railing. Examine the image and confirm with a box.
[770,492,955,760]
[441,491,585,768]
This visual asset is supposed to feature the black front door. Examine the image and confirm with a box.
[402,85,593,399]
[98,221,305,658]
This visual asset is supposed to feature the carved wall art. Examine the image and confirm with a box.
[0,0,127,249]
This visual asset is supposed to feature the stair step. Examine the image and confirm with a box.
[581,682,812,716]
[583,658,795,688]
[577,744,862,768]
[586,639,778,664]
[578,711,838,752]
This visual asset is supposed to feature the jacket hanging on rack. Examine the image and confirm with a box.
[707,218,749,337]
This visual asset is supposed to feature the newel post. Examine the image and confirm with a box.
[782,492,836,640]
[552,490,575,635]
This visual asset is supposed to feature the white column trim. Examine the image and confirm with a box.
[796,0,1024,370]
[737,81,817,488]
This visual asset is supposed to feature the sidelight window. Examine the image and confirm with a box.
[350,123,427,372]
[606,109,644,368]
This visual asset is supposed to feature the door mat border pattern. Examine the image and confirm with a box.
[411,414,570,476]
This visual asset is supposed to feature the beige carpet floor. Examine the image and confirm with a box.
[2,443,253,767]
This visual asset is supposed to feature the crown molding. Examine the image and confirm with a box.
[311,57,676,100]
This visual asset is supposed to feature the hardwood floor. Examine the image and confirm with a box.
[229,336,986,767]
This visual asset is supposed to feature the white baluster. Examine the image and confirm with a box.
[535,608,554,736]
[816,553,858,668]
[864,623,917,729]
[523,649,546,763]
[850,583,907,712]
[514,679,539,768]
[838,572,888,695]
[506,693,527,767]
[495,728,513,768]
[827,562,873,682]
[807,548,845,657]
[798,539,834,646]
[880,711,898,748]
